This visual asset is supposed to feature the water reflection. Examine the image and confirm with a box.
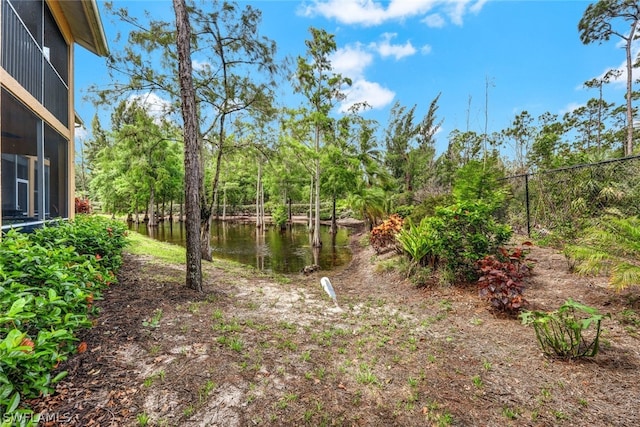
[129,220,352,274]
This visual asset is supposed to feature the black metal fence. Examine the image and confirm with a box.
[501,155,640,237]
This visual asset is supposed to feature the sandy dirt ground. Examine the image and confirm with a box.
[29,231,640,426]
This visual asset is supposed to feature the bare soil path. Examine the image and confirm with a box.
[30,233,640,426]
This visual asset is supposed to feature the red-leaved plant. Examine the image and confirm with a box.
[369,214,404,254]
[477,245,534,314]
[75,197,91,214]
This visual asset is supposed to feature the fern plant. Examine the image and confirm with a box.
[564,215,640,291]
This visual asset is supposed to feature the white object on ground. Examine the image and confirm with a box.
[320,276,340,308]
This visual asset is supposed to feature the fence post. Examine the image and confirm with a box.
[525,173,531,237]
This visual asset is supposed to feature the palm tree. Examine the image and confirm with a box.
[347,184,386,231]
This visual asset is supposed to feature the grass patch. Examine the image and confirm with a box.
[126,231,185,264]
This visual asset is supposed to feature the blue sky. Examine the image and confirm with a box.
[74,0,638,156]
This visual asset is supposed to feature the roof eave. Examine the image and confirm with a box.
[58,0,109,57]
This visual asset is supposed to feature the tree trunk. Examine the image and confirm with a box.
[173,0,202,291]
[200,216,212,260]
[313,129,322,247]
[261,177,265,227]
[596,81,602,151]
[308,176,313,231]
[256,160,263,229]
[201,136,224,262]
[222,186,227,221]
[330,194,337,235]
[148,186,156,227]
[625,24,636,156]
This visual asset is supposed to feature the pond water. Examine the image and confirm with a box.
[129,220,352,274]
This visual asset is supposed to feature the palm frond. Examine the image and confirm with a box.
[610,262,640,291]
[565,215,640,291]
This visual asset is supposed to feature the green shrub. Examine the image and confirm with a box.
[520,299,609,359]
[30,215,129,273]
[392,204,414,218]
[271,205,288,229]
[409,194,454,223]
[397,200,512,282]
[0,216,128,417]
[396,216,439,269]
[452,159,507,213]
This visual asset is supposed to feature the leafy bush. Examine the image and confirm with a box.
[520,299,610,359]
[397,200,512,282]
[477,246,533,314]
[396,216,439,269]
[369,214,404,253]
[0,216,128,418]
[391,204,414,218]
[30,215,129,273]
[409,194,454,223]
[271,205,288,229]
[452,159,507,213]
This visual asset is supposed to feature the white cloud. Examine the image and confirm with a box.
[421,44,433,55]
[600,63,640,88]
[591,37,640,87]
[331,43,373,79]
[423,13,445,28]
[561,102,583,116]
[127,92,173,124]
[300,0,488,27]
[469,0,489,14]
[339,79,395,112]
[330,45,396,112]
[370,33,416,60]
[192,59,211,72]
[446,1,467,26]
[299,0,389,26]
[75,125,88,141]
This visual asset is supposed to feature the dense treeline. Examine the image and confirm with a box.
[79,0,639,257]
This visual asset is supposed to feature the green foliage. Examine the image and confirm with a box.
[564,215,640,291]
[384,95,442,194]
[391,204,414,218]
[0,216,128,416]
[397,200,512,282]
[347,185,386,229]
[409,194,454,223]
[477,247,533,314]
[521,299,610,359]
[31,215,129,273]
[271,205,288,228]
[452,159,507,212]
[396,216,439,269]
